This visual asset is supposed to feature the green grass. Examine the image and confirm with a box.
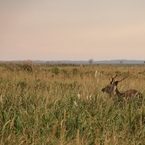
[0,62,145,144]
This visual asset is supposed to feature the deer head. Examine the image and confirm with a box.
[101,75,126,96]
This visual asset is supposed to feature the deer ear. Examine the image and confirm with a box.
[113,81,119,86]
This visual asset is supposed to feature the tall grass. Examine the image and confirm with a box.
[0,62,145,144]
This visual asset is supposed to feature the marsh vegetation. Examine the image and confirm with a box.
[0,62,145,145]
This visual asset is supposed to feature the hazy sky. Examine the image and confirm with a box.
[0,0,145,61]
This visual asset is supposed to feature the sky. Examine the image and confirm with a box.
[0,0,145,61]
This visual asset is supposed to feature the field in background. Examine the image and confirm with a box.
[0,61,145,145]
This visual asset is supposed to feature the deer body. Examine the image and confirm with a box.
[115,88,142,98]
[102,75,142,98]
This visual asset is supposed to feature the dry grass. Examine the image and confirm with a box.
[0,62,145,145]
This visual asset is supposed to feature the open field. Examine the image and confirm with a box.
[0,62,145,145]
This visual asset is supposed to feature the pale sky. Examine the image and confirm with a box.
[0,0,145,61]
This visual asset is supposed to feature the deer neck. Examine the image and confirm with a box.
[115,88,124,96]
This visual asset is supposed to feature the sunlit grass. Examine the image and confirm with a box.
[0,62,145,144]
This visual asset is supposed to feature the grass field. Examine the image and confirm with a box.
[0,62,145,145]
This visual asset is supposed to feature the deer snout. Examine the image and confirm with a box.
[102,88,105,92]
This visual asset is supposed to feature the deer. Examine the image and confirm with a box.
[101,75,143,99]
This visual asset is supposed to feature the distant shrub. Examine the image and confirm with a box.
[72,68,78,75]
[20,60,34,72]
[2,62,17,71]
[52,67,60,75]
[17,80,27,89]
[115,71,121,75]
[61,69,68,76]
